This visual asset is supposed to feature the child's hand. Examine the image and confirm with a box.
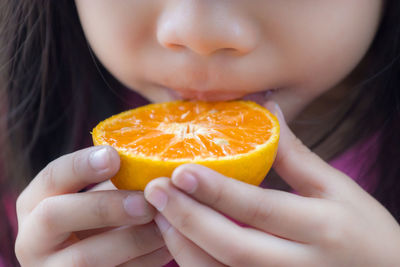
[15,146,172,267]
[144,103,400,267]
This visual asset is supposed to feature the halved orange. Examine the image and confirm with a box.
[92,100,279,191]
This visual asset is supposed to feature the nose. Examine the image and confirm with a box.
[156,1,259,56]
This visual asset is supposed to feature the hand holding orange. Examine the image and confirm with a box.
[92,100,279,190]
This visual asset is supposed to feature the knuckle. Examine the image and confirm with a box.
[16,192,27,216]
[275,136,311,168]
[40,162,57,193]
[71,151,83,178]
[209,183,226,208]
[35,198,58,232]
[320,223,345,248]
[70,249,91,267]
[225,244,252,267]
[14,235,28,264]
[92,194,112,225]
[126,226,149,252]
[247,193,273,223]
[175,211,195,232]
[318,205,350,248]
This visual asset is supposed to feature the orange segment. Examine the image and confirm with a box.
[92,100,280,190]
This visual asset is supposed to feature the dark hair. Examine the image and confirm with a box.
[0,1,148,265]
[359,2,400,218]
[310,0,400,218]
[0,0,399,265]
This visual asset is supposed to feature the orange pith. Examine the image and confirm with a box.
[92,100,280,191]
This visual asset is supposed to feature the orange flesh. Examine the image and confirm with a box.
[101,101,273,160]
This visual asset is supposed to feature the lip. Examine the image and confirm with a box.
[163,85,278,104]
[161,84,277,101]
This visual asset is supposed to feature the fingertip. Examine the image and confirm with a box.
[88,147,109,171]
[144,178,170,212]
[173,164,219,193]
[89,146,120,175]
[263,103,306,181]
[123,193,157,222]
[173,163,215,181]
[172,168,198,194]
[263,101,277,114]
[145,177,170,191]
[173,163,202,175]
[263,102,298,152]
[105,145,120,160]
[264,101,286,126]
[107,146,121,173]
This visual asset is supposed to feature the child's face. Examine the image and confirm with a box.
[75,1,383,120]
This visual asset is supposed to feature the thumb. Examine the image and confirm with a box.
[264,102,343,197]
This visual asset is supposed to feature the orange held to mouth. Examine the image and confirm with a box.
[92,100,280,191]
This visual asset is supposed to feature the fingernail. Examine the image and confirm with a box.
[89,147,110,171]
[265,102,286,123]
[264,101,275,112]
[172,171,198,194]
[123,194,146,217]
[145,187,168,212]
[274,103,286,123]
[155,213,171,233]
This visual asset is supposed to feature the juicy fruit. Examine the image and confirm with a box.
[92,100,280,191]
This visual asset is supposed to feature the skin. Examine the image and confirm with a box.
[15,0,400,266]
[15,146,172,266]
[74,0,382,121]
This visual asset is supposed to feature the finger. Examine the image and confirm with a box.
[171,164,329,243]
[154,214,226,267]
[264,102,357,197]
[118,246,172,267]
[46,223,164,267]
[145,178,311,266]
[17,145,120,219]
[18,190,156,254]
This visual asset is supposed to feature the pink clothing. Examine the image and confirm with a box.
[1,194,18,267]
[330,134,379,193]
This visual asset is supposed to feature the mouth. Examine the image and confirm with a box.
[162,86,278,105]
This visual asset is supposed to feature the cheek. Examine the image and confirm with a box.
[75,0,155,85]
[278,0,383,95]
